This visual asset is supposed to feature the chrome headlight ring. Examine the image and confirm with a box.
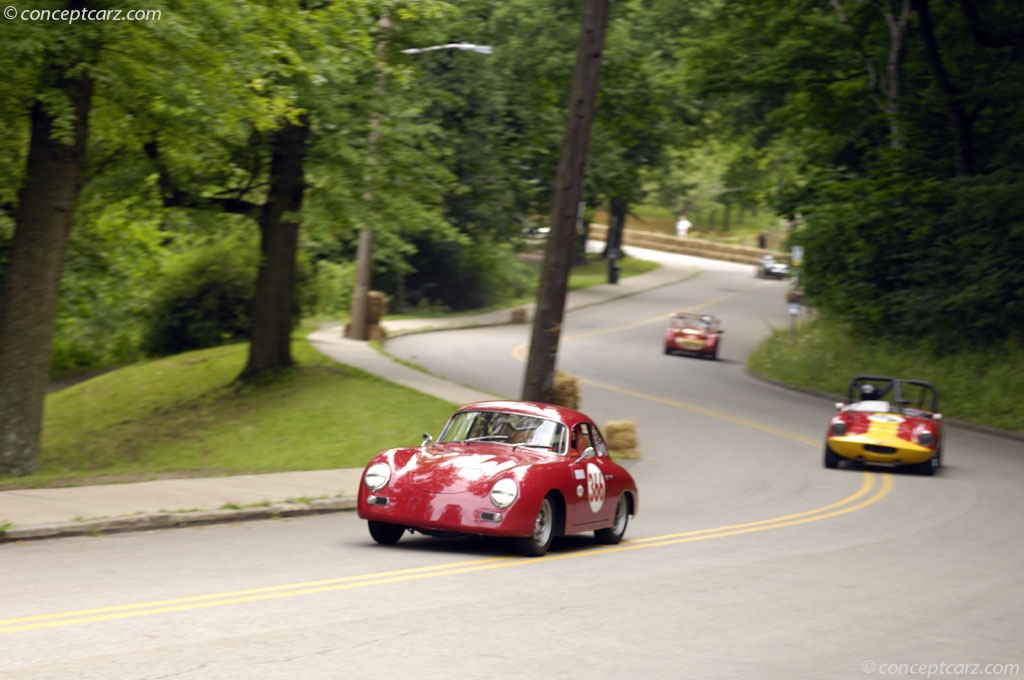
[364,462,391,491]
[489,478,519,508]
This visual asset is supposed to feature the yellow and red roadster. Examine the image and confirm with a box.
[824,376,944,475]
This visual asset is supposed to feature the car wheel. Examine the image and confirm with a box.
[594,494,629,545]
[823,445,839,469]
[368,520,405,545]
[515,495,557,557]
[914,452,939,476]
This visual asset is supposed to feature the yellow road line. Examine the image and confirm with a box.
[0,472,888,634]
[1,281,889,635]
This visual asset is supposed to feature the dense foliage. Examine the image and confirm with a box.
[681,0,1024,347]
[3,0,1022,476]
[143,235,259,356]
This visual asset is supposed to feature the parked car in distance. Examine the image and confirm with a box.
[756,254,791,279]
[824,375,944,475]
[357,400,639,557]
[664,312,723,360]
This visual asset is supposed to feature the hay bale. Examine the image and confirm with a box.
[551,370,580,410]
[367,290,389,325]
[510,307,528,324]
[603,419,643,459]
[343,291,389,340]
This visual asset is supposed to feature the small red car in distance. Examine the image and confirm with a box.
[357,400,638,557]
[664,312,723,360]
[824,375,944,475]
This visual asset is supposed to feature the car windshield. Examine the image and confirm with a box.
[439,410,568,454]
[672,315,714,330]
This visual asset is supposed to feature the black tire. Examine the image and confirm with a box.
[515,495,557,557]
[368,520,405,545]
[595,494,629,545]
[914,451,940,476]
[824,445,839,469]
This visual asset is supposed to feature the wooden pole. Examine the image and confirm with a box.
[521,0,610,403]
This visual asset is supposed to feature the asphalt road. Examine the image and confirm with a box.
[2,259,1022,680]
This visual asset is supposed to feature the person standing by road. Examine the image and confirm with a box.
[675,213,692,238]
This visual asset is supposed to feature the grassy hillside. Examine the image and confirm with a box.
[19,340,458,490]
[749,317,1024,434]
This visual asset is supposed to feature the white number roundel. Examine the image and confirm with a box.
[586,463,606,513]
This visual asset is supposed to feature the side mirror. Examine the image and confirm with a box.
[834,402,845,410]
[422,432,433,446]
[581,446,596,459]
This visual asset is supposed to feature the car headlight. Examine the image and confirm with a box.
[489,478,518,508]
[917,431,934,446]
[364,462,391,491]
[830,421,848,436]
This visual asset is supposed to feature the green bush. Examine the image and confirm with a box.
[402,236,535,312]
[143,236,258,356]
[306,259,355,318]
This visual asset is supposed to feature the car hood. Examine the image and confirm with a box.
[388,443,551,494]
[834,410,931,442]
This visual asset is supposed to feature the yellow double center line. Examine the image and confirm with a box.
[2,282,893,635]
[0,473,889,634]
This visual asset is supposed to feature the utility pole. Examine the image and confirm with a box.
[521,0,610,403]
[347,15,391,341]
[347,35,492,340]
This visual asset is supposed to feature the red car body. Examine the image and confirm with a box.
[357,401,638,556]
[664,312,723,359]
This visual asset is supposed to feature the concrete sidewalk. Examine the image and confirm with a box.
[0,246,715,543]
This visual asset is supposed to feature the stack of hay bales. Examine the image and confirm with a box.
[552,370,580,410]
[366,291,388,341]
[344,291,389,341]
[603,419,642,459]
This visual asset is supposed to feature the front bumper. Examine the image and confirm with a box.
[357,487,535,538]
[828,435,934,465]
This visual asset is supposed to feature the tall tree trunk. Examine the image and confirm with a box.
[238,115,310,382]
[830,0,911,148]
[913,0,976,176]
[521,0,609,404]
[0,71,93,477]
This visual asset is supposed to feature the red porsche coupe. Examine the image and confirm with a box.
[357,401,639,556]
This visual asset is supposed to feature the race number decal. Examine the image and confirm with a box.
[586,463,606,513]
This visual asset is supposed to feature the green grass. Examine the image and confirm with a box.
[5,339,457,490]
[749,317,1024,433]
[2,259,660,490]
[567,255,660,290]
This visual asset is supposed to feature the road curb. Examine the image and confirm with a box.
[1,497,357,543]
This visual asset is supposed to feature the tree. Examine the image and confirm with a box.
[0,19,97,475]
[521,0,610,403]
[0,1,301,476]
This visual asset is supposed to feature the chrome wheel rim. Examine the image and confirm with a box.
[611,495,627,535]
[533,498,553,547]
